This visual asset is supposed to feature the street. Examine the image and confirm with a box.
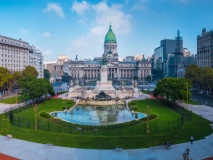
[191,92,213,107]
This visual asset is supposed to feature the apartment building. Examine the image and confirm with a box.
[0,35,29,72]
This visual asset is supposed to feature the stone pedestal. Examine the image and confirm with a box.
[95,65,115,91]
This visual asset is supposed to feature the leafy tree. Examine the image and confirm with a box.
[18,75,55,105]
[184,64,201,89]
[23,66,38,77]
[44,69,51,80]
[200,67,213,91]
[12,71,22,90]
[185,65,213,91]
[0,67,13,93]
[153,78,191,102]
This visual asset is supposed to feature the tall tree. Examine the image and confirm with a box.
[200,67,213,91]
[185,64,213,91]
[22,66,38,77]
[0,67,13,93]
[18,75,55,105]
[44,69,51,80]
[153,78,191,102]
[184,64,201,89]
[12,71,22,90]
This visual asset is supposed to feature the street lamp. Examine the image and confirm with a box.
[34,103,38,130]
[146,106,150,134]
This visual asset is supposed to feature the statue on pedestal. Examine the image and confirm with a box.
[102,54,108,66]
[76,79,79,86]
[134,80,138,87]
[70,80,73,87]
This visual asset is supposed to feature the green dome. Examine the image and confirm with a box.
[104,24,116,43]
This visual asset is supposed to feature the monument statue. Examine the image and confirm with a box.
[70,80,73,87]
[102,54,108,65]
[95,64,115,91]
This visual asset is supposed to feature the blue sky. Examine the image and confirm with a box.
[0,0,213,61]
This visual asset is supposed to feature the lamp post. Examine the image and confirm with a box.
[16,89,18,104]
[186,82,188,110]
[34,103,38,130]
[146,105,150,134]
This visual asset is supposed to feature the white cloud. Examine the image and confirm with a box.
[71,1,90,15]
[20,29,28,34]
[70,1,132,59]
[41,32,51,37]
[42,3,65,18]
[131,0,148,10]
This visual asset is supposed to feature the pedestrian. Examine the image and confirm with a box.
[167,141,171,149]
[190,136,194,144]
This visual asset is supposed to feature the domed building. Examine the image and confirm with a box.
[103,24,118,60]
[62,24,151,84]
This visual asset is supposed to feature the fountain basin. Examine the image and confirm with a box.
[50,105,146,126]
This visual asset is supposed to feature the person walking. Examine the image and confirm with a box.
[190,136,194,144]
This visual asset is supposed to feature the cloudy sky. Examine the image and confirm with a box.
[0,0,213,61]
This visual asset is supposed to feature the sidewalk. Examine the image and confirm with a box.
[0,134,213,160]
[0,101,213,159]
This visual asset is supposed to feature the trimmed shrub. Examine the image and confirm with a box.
[40,112,51,118]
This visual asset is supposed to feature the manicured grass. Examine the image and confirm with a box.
[0,98,212,149]
[0,96,22,104]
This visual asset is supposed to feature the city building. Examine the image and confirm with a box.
[153,30,197,78]
[197,28,213,69]
[29,46,44,78]
[44,61,63,82]
[0,35,29,72]
[153,31,183,78]
[57,55,69,65]
[63,24,151,84]
[134,55,143,61]
[0,35,44,78]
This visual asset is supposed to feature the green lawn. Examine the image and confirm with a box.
[0,98,212,149]
[0,96,22,104]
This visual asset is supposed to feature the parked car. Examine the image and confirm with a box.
[203,91,208,94]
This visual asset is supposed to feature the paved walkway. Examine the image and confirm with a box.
[0,101,213,160]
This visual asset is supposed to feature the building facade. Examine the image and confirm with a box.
[0,35,29,72]
[57,55,69,65]
[153,30,197,78]
[197,28,213,69]
[29,46,44,78]
[63,24,151,84]
[0,35,44,78]
[153,32,183,78]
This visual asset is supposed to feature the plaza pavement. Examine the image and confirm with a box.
[0,101,213,160]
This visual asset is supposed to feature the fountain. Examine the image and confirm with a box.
[68,55,144,100]
[50,55,149,126]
